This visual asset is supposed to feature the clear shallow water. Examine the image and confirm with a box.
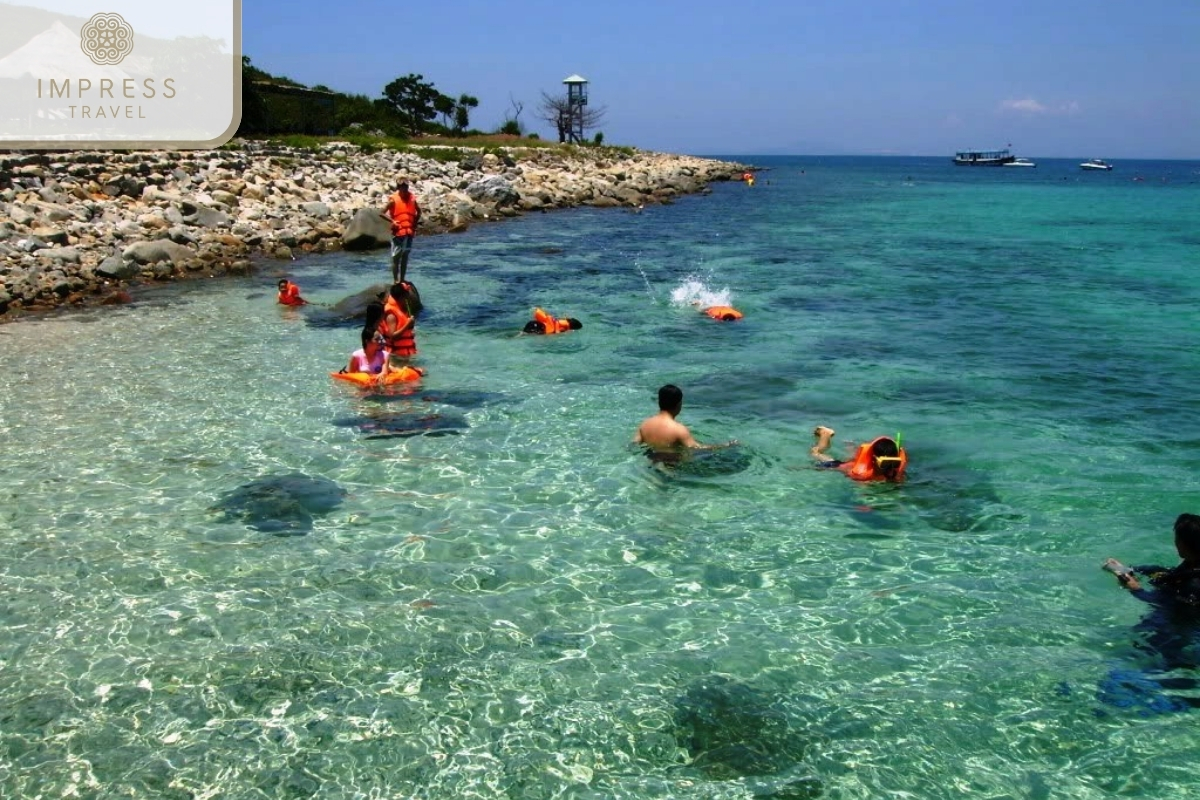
[2,155,1199,798]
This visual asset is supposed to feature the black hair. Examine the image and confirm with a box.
[1175,513,1200,551]
[871,438,901,479]
[566,318,583,330]
[362,301,385,337]
[361,330,377,348]
[277,279,288,288]
[389,282,409,302]
[523,320,546,334]
[658,384,683,412]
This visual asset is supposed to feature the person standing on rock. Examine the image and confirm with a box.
[380,178,421,285]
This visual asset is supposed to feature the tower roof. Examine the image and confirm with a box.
[562,74,588,84]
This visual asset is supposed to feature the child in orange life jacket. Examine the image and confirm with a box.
[277,279,307,306]
[523,308,582,334]
[811,426,907,482]
[378,282,419,365]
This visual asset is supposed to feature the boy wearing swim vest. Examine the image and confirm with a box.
[380,178,421,285]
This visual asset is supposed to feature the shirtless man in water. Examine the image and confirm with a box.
[633,384,735,452]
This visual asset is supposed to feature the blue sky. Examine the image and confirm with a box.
[245,0,1200,159]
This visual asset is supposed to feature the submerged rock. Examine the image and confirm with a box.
[215,473,345,535]
[673,676,812,788]
[330,410,467,439]
[303,282,423,329]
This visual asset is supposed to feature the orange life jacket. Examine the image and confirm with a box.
[533,307,571,334]
[277,282,304,306]
[386,192,419,237]
[704,306,743,321]
[846,437,908,482]
[380,295,417,356]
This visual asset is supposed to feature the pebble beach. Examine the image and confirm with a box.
[0,140,746,320]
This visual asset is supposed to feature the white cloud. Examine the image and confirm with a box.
[999,97,1082,116]
[1001,98,1047,113]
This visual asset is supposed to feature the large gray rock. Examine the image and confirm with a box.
[188,206,230,228]
[96,255,138,279]
[300,201,331,219]
[123,240,195,265]
[464,176,519,207]
[342,207,391,251]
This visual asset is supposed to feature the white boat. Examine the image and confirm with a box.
[1080,159,1113,171]
[1004,157,1037,168]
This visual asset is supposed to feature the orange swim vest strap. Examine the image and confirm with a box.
[847,442,877,481]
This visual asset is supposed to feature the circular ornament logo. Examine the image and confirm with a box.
[80,13,134,65]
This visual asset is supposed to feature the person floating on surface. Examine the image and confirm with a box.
[811,426,907,482]
[524,308,582,335]
[277,279,307,306]
[702,305,743,321]
[380,177,421,285]
[633,384,737,454]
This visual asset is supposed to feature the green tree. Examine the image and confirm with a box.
[238,55,270,135]
[433,93,456,129]
[382,74,441,136]
[453,94,479,134]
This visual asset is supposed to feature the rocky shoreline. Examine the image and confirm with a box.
[0,140,748,322]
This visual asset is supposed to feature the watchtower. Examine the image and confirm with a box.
[562,74,588,144]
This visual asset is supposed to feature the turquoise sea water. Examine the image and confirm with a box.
[2,155,1199,798]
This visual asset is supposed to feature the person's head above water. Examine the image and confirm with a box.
[277,279,289,290]
[1175,513,1200,561]
[565,318,583,330]
[658,384,684,414]
[869,437,904,480]
[523,320,545,334]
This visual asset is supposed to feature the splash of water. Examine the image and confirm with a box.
[669,276,732,309]
[634,259,658,303]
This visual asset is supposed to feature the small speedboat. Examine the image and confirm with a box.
[1004,157,1037,168]
[1080,159,1113,171]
